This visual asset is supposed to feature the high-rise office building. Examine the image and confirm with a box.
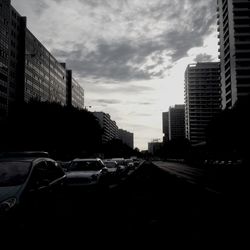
[162,105,185,143]
[185,62,221,145]
[217,0,250,109]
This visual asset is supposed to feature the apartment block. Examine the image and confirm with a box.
[185,62,221,145]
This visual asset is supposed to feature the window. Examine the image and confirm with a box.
[46,160,65,182]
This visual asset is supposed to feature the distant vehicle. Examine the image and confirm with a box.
[65,158,108,188]
[103,160,126,180]
[0,157,66,222]
[111,158,129,174]
[124,159,135,170]
[0,151,50,159]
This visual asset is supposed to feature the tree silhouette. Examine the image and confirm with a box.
[0,100,102,160]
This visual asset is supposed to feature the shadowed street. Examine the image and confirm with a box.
[2,161,249,248]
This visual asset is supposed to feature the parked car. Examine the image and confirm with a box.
[0,157,66,223]
[65,158,108,188]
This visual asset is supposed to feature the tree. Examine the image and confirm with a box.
[0,100,102,160]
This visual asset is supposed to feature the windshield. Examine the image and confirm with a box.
[69,161,103,171]
[0,161,31,186]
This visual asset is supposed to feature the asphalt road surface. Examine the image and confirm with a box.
[2,161,250,249]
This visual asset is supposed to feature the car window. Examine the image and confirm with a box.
[29,161,50,188]
[0,161,31,186]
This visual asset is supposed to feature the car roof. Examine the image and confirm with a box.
[0,151,50,158]
[72,158,102,162]
[0,157,53,163]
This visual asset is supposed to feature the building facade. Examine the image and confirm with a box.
[25,29,66,105]
[66,69,84,109]
[93,112,119,144]
[185,62,221,145]
[0,1,26,119]
[118,129,134,149]
[169,105,185,141]
[162,105,185,143]
[162,111,169,143]
[217,0,250,109]
[148,141,162,155]
[0,0,85,120]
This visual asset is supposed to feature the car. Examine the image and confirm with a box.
[65,158,108,188]
[0,157,66,224]
[103,160,126,181]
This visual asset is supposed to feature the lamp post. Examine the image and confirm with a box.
[84,106,92,111]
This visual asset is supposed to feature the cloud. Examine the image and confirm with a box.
[194,53,213,62]
[95,99,121,104]
[43,0,217,83]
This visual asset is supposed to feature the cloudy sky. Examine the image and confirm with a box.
[12,0,219,150]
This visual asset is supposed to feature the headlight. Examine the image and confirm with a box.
[0,198,17,212]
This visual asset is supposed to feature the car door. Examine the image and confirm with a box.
[21,160,51,220]
[45,160,66,193]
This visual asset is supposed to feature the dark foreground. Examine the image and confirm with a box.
[1,162,250,248]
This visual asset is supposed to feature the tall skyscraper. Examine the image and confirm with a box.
[185,62,221,145]
[217,0,250,109]
[162,105,185,143]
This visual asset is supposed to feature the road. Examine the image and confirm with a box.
[152,161,222,193]
[1,161,250,248]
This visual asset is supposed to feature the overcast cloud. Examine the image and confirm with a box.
[12,0,218,149]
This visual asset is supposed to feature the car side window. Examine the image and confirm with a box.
[29,161,49,189]
[46,160,65,182]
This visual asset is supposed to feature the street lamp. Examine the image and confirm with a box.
[84,106,92,111]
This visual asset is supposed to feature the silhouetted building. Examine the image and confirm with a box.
[169,105,185,140]
[118,129,134,149]
[66,70,84,109]
[148,141,162,155]
[185,62,221,145]
[217,0,250,109]
[93,112,118,144]
[0,0,85,120]
[162,105,185,143]
[162,112,169,143]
